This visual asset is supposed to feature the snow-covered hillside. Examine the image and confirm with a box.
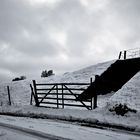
[0,59,140,111]
[109,71,140,110]
[1,59,140,134]
[0,60,114,106]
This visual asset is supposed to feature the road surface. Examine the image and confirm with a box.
[0,123,71,140]
[0,115,140,140]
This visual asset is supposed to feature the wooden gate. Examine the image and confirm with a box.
[31,80,95,110]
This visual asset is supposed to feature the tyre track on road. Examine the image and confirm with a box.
[0,122,71,140]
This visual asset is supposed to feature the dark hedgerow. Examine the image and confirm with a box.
[109,103,137,116]
[41,70,54,78]
[12,76,26,81]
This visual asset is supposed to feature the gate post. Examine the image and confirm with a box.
[33,80,39,107]
[30,84,33,105]
[56,84,59,108]
[90,78,93,109]
[30,84,36,105]
[90,77,93,84]
[93,95,97,109]
[93,76,98,109]
[62,84,64,109]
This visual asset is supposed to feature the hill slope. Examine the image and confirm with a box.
[0,59,140,111]
[0,60,114,106]
[109,71,140,110]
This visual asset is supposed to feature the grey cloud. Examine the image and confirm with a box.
[106,0,140,48]
[37,0,105,57]
[0,0,140,81]
[0,0,63,57]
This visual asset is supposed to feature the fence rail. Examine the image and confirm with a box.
[30,79,97,110]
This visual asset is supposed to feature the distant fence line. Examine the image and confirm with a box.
[119,48,140,60]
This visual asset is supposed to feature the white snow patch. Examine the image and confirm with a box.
[0,60,115,107]
[108,71,140,111]
[0,59,140,134]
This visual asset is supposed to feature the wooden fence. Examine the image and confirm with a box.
[30,79,96,110]
[119,48,140,60]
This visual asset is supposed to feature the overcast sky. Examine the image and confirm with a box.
[0,0,140,81]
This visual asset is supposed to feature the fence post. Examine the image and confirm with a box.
[33,80,39,107]
[90,77,93,84]
[93,95,97,109]
[124,50,127,59]
[118,51,122,59]
[93,76,98,109]
[7,86,11,105]
[62,84,64,109]
[90,78,93,110]
[30,84,34,105]
[56,84,59,108]
[90,77,97,109]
